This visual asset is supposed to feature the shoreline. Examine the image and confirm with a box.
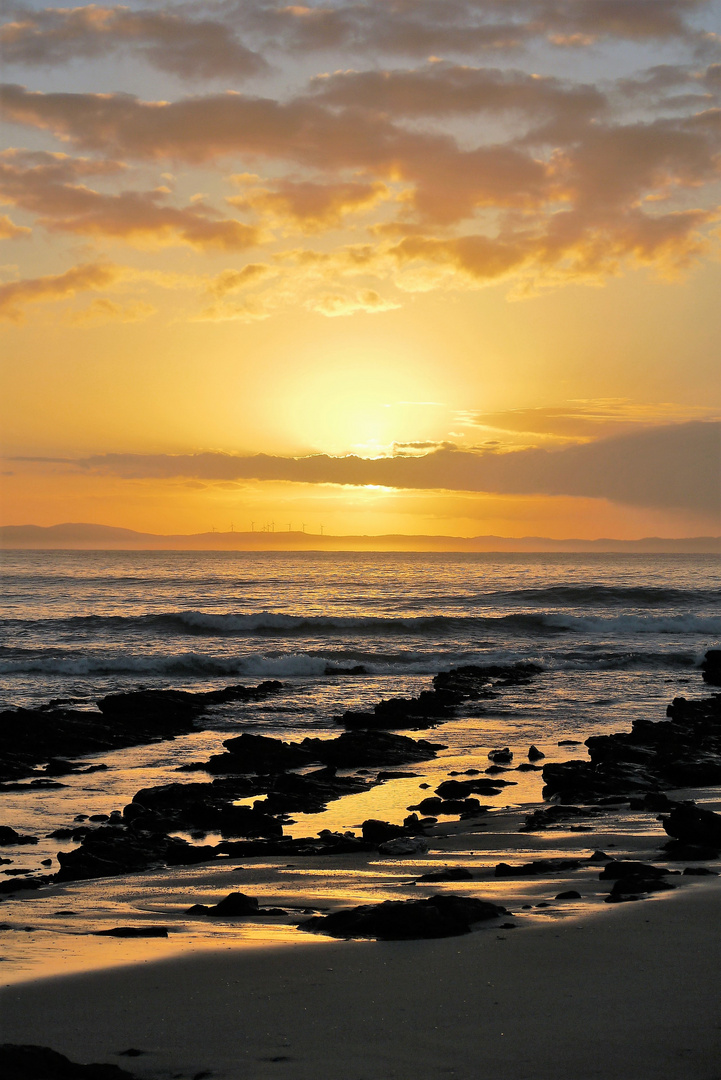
[2,882,720,1079]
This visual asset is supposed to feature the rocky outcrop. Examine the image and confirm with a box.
[0,1044,138,1080]
[337,662,541,731]
[541,674,721,803]
[0,681,283,782]
[300,894,508,939]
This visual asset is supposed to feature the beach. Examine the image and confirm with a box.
[2,882,720,1079]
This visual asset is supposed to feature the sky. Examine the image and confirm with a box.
[1,0,720,540]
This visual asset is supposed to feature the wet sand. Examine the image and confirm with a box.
[2,881,719,1080]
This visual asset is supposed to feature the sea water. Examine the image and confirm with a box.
[1,551,720,979]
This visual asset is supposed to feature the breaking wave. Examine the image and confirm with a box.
[9,609,721,637]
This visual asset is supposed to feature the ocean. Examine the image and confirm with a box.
[2,550,719,701]
[1,550,720,979]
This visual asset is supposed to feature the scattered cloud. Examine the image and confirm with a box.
[0,6,267,80]
[0,261,120,321]
[0,212,30,239]
[0,149,260,250]
[305,288,401,316]
[228,176,390,231]
[67,296,156,324]
[469,400,720,440]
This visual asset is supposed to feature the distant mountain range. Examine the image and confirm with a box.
[0,523,718,553]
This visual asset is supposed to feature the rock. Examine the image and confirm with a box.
[433,663,541,697]
[519,805,601,832]
[378,836,429,856]
[435,778,512,798]
[528,745,545,761]
[661,803,721,847]
[682,866,718,875]
[661,839,720,861]
[94,927,168,937]
[187,892,260,917]
[516,763,543,771]
[555,890,582,900]
[338,688,459,730]
[599,861,672,880]
[300,894,508,940]
[126,782,282,837]
[700,649,721,686]
[0,680,283,783]
[407,796,487,816]
[0,1044,139,1079]
[0,877,44,894]
[301,730,444,768]
[543,692,721,802]
[204,733,313,775]
[608,876,676,898]
[628,793,680,811]
[55,824,218,882]
[495,858,582,878]
[0,827,37,845]
[361,819,408,844]
[416,867,473,882]
[488,748,513,763]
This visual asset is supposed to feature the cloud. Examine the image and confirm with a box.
[70,422,720,514]
[227,177,390,231]
[207,263,276,298]
[306,288,400,316]
[0,212,30,239]
[0,148,260,250]
[0,261,120,321]
[240,0,715,58]
[470,400,720,439]
[0,5,267,80]
[308,63,607,125]
[67,296,156,324]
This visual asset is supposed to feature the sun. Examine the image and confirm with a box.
[274,351,449,456]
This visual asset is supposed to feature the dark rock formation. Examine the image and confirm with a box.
[0,1044,138,1080]
[0,827,37,845]
[407,796,488,816]
[598,861,673,880]
[300,894,508,940]
[93,926,168,938]
[416,867,473,882]
[661,803,721,847]
[55,825,218,882]
[186,892,268,917]
[125,782,282,837]
[701,649,721,686]
[0,681,283,782]
[519,805,602,831]
[337,662,541,731]
[495,858,582,877]
[542,683,721,803]
[435,778,514,798]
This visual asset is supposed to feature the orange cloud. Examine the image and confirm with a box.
[0,261,120,321]
[0,212,30,239]
[0,5,267,80]
[228,177,389,231]
[0,149,260,250]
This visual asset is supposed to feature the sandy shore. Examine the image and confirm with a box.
[2,881,720,1080]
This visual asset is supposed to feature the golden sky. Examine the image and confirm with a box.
[1,0,720,539]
